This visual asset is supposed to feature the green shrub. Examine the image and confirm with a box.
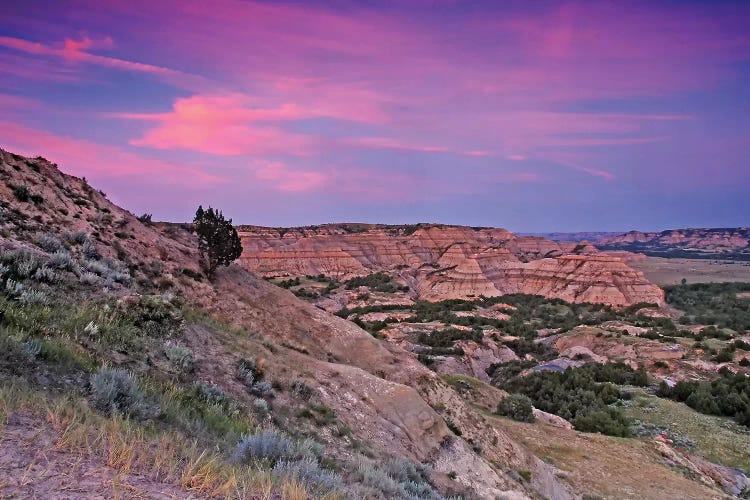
[573,408,631,436]
[292,379,316,400]
[418,327,482,348]
[356,457,441,500]
[90,366,146,417]
[34,233,63,253]
[496,393,536,423]
[82,240,100,260]
[499,363,642,436]
[32,266,57,283]
[11,184,29,201]
[252,398,270,420]
[713,349,734,363]
[658,371,750,427]
[272,457,342,494]
[79,272,100,285]
[193,205,243,277]
[180,268,203,281]
[128,295,183,337]
[233,430,294,465]
[48,250,75,271]
[18,289,49,306]
[137,213,153,224]
[445,419,462,436]
[665,282,750,331]
[345,272,402,293]
[164,341,193,372]
[64,230,89,245]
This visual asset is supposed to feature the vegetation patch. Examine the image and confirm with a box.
[499,363,648,436]
[624,388,750,473]
[665,282,750,332]
[656,370,750,428]
[345,272,408,293]
[496,393,536,423]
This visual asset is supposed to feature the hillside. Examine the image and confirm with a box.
[1,148,747,499]
[0,150,574,498]
[237,224,664,307]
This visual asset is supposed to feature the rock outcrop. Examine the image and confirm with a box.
[533,409,574,430]
[238,224,664,306]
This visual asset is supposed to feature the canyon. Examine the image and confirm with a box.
[237,224,665,307]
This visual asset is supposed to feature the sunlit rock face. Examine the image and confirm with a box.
[237,224,664,307]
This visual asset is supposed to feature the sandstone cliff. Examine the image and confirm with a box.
[237,224,664,306]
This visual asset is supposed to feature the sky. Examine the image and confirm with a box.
[0,0,749,232]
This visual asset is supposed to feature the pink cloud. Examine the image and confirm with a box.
[0,36,176,75]
[119,93,315,156]
[535,151,615,181]
[0,51,81,82]
[498,3,750,62]
[63,36,114,56]
[349,137,450,154]
[0,93,44,112]
[0,35,207,89]
[509,172,544,182]
[253,161,326,193]
[118,87,397,157]
[346,138,499,158]
[0,122,222,186]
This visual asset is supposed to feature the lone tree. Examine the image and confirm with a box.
[194,205,243,277]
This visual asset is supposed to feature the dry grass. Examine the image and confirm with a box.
[0,379,319,499]
[488,411,725,500]
[624,388,750,473]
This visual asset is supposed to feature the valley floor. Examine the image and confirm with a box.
[630,257,750,285]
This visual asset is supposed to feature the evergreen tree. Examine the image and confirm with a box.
[193,205,243,277]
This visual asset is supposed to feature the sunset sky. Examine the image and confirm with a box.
[1,0,748,231]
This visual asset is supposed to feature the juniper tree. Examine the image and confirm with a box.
[193,205,243,277]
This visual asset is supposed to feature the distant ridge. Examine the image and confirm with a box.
[525,228,750,261]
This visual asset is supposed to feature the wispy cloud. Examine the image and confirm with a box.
[0,121,222,185]
[0,35,207,89]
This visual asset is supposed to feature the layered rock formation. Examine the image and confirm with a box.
[597,228,750,258]
[237,224,664,306]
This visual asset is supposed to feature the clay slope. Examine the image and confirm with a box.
[0,149,575,498]
[238,224,664,306]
